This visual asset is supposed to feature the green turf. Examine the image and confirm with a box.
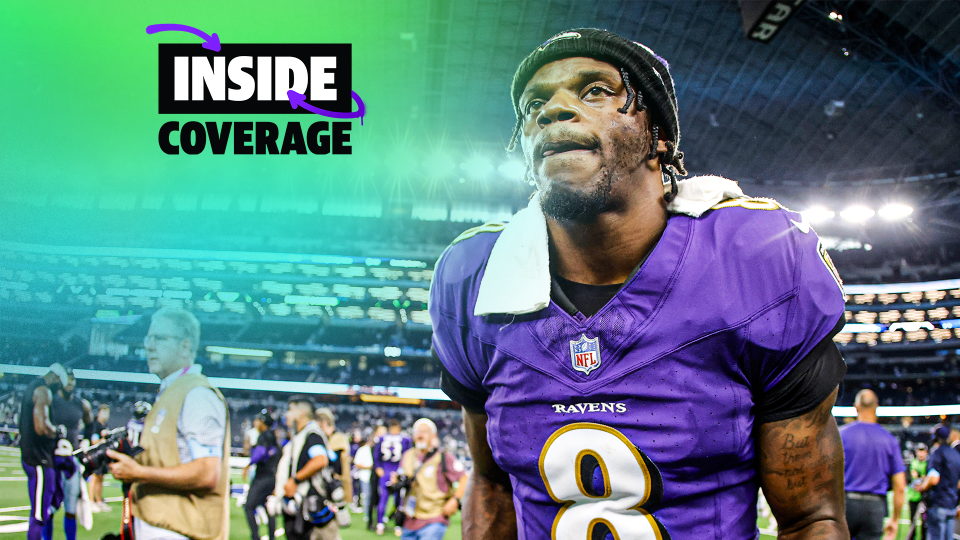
[0,446,918,540]
[0,446,461,540]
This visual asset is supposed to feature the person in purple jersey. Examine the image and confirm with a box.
[430,28,850,540]
[18,363,69,540]
[839,389,906,540]
[373,418,413,535]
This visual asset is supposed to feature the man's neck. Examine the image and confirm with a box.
[856,413,878,424]
[547,177,667,285]
[157,361,192,381]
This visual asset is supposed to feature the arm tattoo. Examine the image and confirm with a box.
[758,388,849,540]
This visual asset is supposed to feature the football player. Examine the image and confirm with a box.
[430,29,848,539]
[372,418,412,535]
[126,400,151,447]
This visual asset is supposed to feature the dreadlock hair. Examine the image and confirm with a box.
[617,67,644,114]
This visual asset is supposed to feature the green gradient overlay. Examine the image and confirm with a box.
[0,1,429,198]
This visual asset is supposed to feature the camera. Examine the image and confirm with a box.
[388,474,413,494]
[74,427,143,478]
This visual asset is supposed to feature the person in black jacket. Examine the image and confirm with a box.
[245,409,281,540]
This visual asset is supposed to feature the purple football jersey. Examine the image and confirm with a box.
[373,433,412,473]
[430,201,845,540]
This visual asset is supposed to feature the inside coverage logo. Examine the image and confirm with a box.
[149,25,364,155]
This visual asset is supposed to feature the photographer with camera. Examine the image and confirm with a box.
[391,418,467,540]
[18,362,69,540]
[317,407,352,525]
[272,396,342,540]
[105,307,230,540]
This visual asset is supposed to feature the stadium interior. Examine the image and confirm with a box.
[3,0,960,538]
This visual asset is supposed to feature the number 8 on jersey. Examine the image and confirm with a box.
[539,423,671,540]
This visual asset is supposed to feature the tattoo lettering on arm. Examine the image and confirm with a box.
[462,407,518,540]
[759,388,849,540]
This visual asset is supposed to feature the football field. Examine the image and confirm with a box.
[0,446,917,540]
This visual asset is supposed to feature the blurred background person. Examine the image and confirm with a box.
[906,443,929,540]
[915,425,960,540]
[353,433,374,520]
[373,418,411,535]
[393,418,466,540]
[50,368,92,540]
[840,389,906,540]
[19,363,68,540]
[127,400,151,448]
[349,430,363,513]
[85,403,111,512]
[243,417,260,457]
[367,424,387,531]
[317,407,352,523]
[245,409,281,540]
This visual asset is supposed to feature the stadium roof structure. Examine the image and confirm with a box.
[412,0,960,240]
[427,1,960,177]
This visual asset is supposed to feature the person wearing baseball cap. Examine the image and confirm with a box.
[245,409,281,540]
[915,424,960,540]
[18,363,69,540]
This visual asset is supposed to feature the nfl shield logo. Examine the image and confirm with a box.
[570,334,601,375]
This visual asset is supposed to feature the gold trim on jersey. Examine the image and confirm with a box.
[451,221,506,245]
[710,197,783,211]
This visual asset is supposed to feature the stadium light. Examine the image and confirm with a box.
[384,346,402,357]
[421,152,456,176]
[497,159,526,180]
[840,205,875,223]
[460,156,494,178]
[878,204,913,220]
[801,206,835,223]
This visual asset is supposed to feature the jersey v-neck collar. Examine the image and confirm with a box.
[549,223,668,321]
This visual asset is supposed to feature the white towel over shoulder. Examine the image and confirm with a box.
[473,175,744,316]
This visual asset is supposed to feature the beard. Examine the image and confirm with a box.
[539,168,614,222]
[535,121,652,223]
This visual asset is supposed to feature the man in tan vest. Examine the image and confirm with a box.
[392,418,467,540]
[107,307,230,540]
[316,408,352,510]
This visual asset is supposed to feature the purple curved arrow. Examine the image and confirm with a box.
[146,24,220,51]
[287,90,366,126]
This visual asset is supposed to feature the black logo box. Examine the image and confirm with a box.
[158,44,352,114]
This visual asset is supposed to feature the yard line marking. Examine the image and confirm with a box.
[0,496,122,513]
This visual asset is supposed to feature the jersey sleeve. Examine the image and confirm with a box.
[429,243,492,411]
[741,207,847,393]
